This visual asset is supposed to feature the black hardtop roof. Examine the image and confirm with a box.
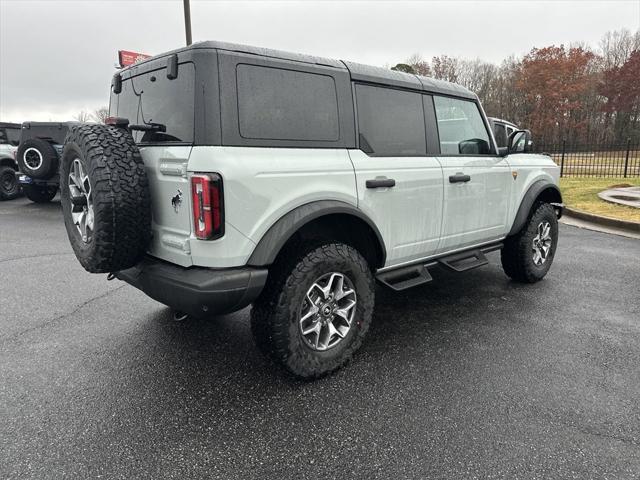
[0,122,21,129]
[121,40,476,100]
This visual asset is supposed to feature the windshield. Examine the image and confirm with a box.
[110,62,195,144]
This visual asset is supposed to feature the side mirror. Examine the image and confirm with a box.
[508,129,532,154]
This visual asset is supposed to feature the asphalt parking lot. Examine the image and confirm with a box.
[1,196,639,479]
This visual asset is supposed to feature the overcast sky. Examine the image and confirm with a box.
[1,0,639,122]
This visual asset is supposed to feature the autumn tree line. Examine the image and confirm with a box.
[392,29,640,146]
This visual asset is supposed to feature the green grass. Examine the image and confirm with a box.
[559,177,640,223]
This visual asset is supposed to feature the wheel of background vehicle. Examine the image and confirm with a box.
[22,183,57,203]
[60,124,151,273]
[501,202,559,283]
[250,243,375,379]
[16,138,59,180]
[0,165,21,200]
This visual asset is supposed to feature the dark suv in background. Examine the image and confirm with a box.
[488,117,519,148]
[15,122,70,203]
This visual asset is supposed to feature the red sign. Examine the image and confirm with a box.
[118,50,152,68]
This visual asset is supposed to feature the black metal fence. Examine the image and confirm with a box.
[532,139,640,178]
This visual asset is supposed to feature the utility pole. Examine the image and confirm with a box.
[183,0,192,46]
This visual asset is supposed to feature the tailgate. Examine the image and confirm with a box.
[140,145,193,267]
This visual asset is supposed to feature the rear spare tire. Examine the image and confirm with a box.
[16,138,59,179]
[60,124,151,273]
[23,184,57,203]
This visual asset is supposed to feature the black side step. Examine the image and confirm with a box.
[376,264,433,291]
[438,249,488,272]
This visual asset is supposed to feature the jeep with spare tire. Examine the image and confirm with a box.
[60,41,563,378]
[16,122,69,203]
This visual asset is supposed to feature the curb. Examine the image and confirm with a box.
[563,207,640,233]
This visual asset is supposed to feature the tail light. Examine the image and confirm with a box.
[191,173,224,240]
[105,116,129,129]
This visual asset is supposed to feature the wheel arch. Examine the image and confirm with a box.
[0,157,18,170]
[247,200,387,269]
[508,179,563,236]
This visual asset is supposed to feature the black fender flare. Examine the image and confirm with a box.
[508,179,563,236]
[247,200,387,267]
[0,157,18,170]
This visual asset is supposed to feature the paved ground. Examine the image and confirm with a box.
[561,215,640,240]
[1,196,639,479]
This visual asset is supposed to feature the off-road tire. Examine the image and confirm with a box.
[23,184,57,203]
[501,202,558,283]
[16,138,59,179]
[60,124,151,273]
[0,165,21,200]
[251,243,375,379]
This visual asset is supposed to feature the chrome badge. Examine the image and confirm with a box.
[171,189,183,213]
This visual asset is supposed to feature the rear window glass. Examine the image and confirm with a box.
[20,124,69,145]
[236,64,339,141]
[0,127,20,146]
[355,84,426,156]
[110,63,195,143]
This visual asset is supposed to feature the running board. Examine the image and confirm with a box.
[438,249,489,272]
[376,243,503,291]
[376,264,433,291]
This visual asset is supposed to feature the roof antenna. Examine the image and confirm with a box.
[183,0,192,46]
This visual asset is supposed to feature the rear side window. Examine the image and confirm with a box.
[434,96,491,155]
[236,64,339,141]
[355,84,426,156]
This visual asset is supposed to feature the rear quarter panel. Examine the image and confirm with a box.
[187,146,358,267]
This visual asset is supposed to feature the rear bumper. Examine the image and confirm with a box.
[115,256,268,318]
[15,172,59,186]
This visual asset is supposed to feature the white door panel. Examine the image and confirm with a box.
[349,150,443,267]
[438,156,512,252]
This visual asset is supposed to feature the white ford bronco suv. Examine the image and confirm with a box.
[60,41,562,378]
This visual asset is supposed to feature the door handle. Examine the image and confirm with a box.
[366,178,396,189]
[449,173,471,183]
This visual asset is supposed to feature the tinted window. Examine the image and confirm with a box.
[111,63,195,143]
[355,84,426,156]
[506,126,515,138]
[434,96,491,155]
[493,122,508,147]
[236,64,339,141]
[0,127,20,146]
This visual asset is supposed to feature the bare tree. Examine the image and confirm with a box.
[405,53,431,76]
[599,28,640,69]
[74,110,91,122]
[431,55,459,83]
[92,107,109,124]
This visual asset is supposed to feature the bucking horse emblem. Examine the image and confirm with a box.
[171,189,183,213]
